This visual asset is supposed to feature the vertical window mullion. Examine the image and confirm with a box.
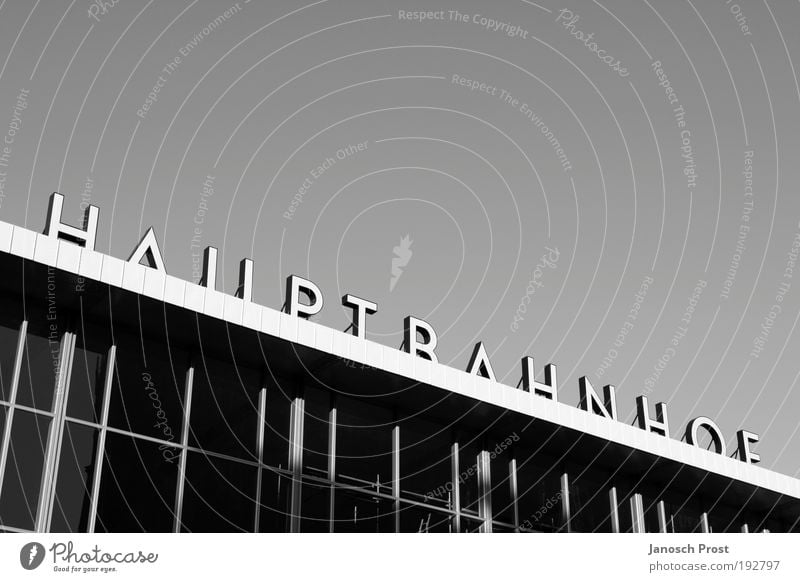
[38,331,76,532]
[254,386,267,532]
[560,471,571,533]
[609,487,620,533]
[172,364,194,533]
[87,345,116,533]
[509,456,519,530]
[477,449,492,532]
[0,320,27,502]
[287,388,304,533]
[327,394,336,533]
[391,422,400,533]
[450,440,461,533]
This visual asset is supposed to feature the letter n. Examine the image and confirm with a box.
[578,377,617,420]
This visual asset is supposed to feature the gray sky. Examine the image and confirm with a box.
[1,0,799,477]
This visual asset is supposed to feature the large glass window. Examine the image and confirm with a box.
[399,503,453,532]
[189,359,259,462]
[95,433,179,532]
[489,439,516,526]
[335,396,392,490]
[0,323,20,403]
[180,453,257,532]
[66,339,107,424]
[50,422,99,532]
[332,487,393,532]
[300,478,331,532]
[399,416,451,511]
[569,468,613,532]
[302,386,332,478]
[457,437,481,517]
[516,451,562,532]
[108,334,187,443]
[263,381,292,471]
[0,410,51,530]
[16,331,59,411]
[258,466,290,532]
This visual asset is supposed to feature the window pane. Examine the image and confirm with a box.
[399,503,453,532]
[0,410,51,530]
[457,438,480,516]
[569,470,613,532]
[108,335,186,443]
[516,451,561,532]
[189,359,259,461]
[16,331,59,411]
[489,437,516,525]
[181,453,257,532]
[95,433,179,532]
[0,323,20,403]
[399,416,451,511]
[50,422,99,532]
[66,341,107,424]
[300,478,331,532]
[258,467,290,532]
[336,396,392,489]
[302,386,331,478]
[333,487,393,532]
[263,383,291,470]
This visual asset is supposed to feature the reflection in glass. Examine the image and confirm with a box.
[0,323,20,403]
[399,503,453,532]
[0,410,50,530]
[66,343,106,424]
[258,467,290,532]
[336,396,392,489]
[181,452,257,532]
[16,332,58,411]
[189,359,259,462]
[333,487,393,532]
[95,433,179,532]
[399,416,451,511]
[50,422,98,532]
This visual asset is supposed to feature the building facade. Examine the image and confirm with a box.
[0,208,799,533]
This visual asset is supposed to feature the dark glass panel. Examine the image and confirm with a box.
[108,333,186,443]
[460,517,484,533]
[332,487,393,532]
[489,436,516,525]
[335,396,392,489]
[0,323,20,403]
[263,382,292,470]
[0,411,50,530]
[95,433,179,532]
[66,340,106,424]
[302,386,331,477]
[181,453,257,532]
[516,451,561,532]
[457,437,480,516]
[300,478,331,532]
[16,331,59,411]
[569,468,613,532]
[399,503,453,532]
[258,467,290,532]
[188,358,259,461]
[50,422,98,532]
[399,416,451,511]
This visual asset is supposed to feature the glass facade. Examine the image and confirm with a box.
[0,311,793,534]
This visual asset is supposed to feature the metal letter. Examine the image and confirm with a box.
[127,227,166,271]
[685,417,727,456]
[578,377,617,420]
[635,395,669,437]
[342,294,377,339]
[402,316,438,363]
[520,357,557,401]
[235,258,254,302]
[44,192,99,250]
[736,429,761,464]
[200,246,217,289]
[466,342,496,381]
[285,275,323,319]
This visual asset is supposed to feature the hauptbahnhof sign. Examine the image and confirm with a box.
[37,193,761,467]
